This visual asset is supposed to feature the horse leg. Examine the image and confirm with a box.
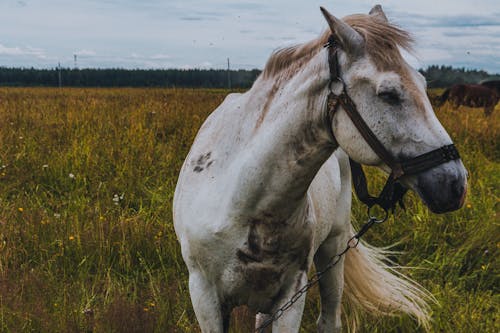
[314,234,346,333]
[484,105,494,116]
[255,313,272,333]
[270,271,308,333]
[189,271,229,333]
[485,96,496,116]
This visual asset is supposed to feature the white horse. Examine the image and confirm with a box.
[173,5,467,332]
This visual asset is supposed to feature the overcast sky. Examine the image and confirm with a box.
[0,0,499,72]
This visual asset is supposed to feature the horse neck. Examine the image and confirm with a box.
[233,50,337,222]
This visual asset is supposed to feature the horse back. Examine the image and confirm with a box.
[481,80,500,95]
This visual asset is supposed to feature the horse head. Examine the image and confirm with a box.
[321,6,467,213]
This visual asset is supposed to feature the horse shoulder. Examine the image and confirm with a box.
[177,92,250,179]
[193,92,246,144]
[174,94,246,227]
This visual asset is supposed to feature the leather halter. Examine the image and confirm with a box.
[324,35,461,212]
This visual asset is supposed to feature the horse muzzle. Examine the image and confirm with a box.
[411,159,467,213]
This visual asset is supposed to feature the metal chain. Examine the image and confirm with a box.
[255,213,386,332]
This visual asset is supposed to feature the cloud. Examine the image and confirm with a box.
[436,15,500,27]
[180,17,204,21]
[74,49,96,56]
[0,43,46,58]
[150,53,172,60]
[180,61,214,70]
[0,44,25,56]
[442,28,500,39]
[129,53,172,60]
[223,2,266,11]
[0,0,499,72]
[394,11,500,28]
[199,61,213,68]
[385,9,500,72]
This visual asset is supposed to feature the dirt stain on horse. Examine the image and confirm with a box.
[192,152,213,173]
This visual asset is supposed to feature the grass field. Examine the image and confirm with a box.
[0,87,498,332]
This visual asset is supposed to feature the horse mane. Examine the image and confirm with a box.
[261,14,414,79]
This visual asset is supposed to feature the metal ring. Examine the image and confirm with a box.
[367,205,388,223]
[328,77,344,94]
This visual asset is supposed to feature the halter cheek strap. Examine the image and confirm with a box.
[324,35,461,212]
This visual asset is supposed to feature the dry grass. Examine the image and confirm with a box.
[0,87,497,332]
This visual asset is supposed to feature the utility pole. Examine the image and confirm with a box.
[74,54,77,69]
[58,62,62,88]
[227,57,231,90]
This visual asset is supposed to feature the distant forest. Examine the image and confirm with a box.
[419,65,500,88]
[0,67,261,88]
[0,65,498,88]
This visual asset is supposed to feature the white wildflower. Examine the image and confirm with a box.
[113,193,124,205]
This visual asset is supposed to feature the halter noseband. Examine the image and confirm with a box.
[324,35,461,213]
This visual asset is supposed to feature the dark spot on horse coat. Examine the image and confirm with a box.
[198,152,211,164]
[237,249,263,263]
[237,217,312,270]
[246,266,283,291]
[192,152,214,173]
[247,223,261,254]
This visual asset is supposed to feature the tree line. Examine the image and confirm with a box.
[0,65,498,88]
[419,65,500,88]
[0,67,261,88]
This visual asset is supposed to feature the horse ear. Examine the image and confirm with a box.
[369,4,388,22]
[320,6,364,56]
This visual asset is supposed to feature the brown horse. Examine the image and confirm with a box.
[437,84,499,116]
[481,80,500,95]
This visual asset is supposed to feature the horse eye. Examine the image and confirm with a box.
[378,91,401,105]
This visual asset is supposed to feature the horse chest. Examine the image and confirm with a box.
[221,220,313,310]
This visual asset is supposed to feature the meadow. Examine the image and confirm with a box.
[0,87,497,332]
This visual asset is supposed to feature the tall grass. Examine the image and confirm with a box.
[0,88,497,332]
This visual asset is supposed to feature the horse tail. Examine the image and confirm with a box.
[437,88,450,106]
[343,234,435,331]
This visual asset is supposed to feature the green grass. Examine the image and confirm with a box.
[0,88,497,332]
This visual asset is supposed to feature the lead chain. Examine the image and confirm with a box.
[255,216,383,332]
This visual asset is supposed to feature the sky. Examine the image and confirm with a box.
[0,0,499,72]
